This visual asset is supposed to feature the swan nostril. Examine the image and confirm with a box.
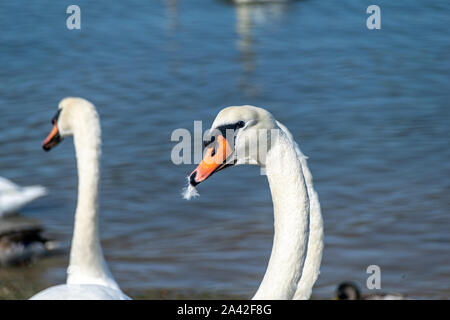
[189,171,199,186]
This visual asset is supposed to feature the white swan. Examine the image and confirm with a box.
[186,106,323,300]
[30,97,130,300]
[0,177,47,217]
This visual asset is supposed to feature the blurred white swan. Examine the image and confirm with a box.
[30,98,130,300]
[0,177,47,217]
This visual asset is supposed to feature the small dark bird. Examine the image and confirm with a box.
[0,216,61,266]
[335,282,405,300]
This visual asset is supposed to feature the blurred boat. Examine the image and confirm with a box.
[0,177,47,217]
[0,216,61,267]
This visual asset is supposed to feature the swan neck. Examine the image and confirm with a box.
[252,132,310,300]
[74,127,100,228]
[67,116,116,288]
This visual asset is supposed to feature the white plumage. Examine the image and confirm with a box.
[30,284,130,300]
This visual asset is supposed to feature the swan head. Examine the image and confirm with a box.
[189,105,278,186]
[42,97,99,151]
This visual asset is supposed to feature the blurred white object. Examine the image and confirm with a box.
[30,97,130,300]
[0,177,47,217]
[233,0,289,4]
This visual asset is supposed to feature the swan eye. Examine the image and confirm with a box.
[203,120,243,148]
[203,121,245,151]
[215,121,246,136]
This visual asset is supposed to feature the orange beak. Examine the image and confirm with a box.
[189,135,234,186]
[42,123,62,152]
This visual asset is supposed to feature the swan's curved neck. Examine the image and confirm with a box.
[275,121,324,300]
[66,114,118,289]
[252,132,310,300]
